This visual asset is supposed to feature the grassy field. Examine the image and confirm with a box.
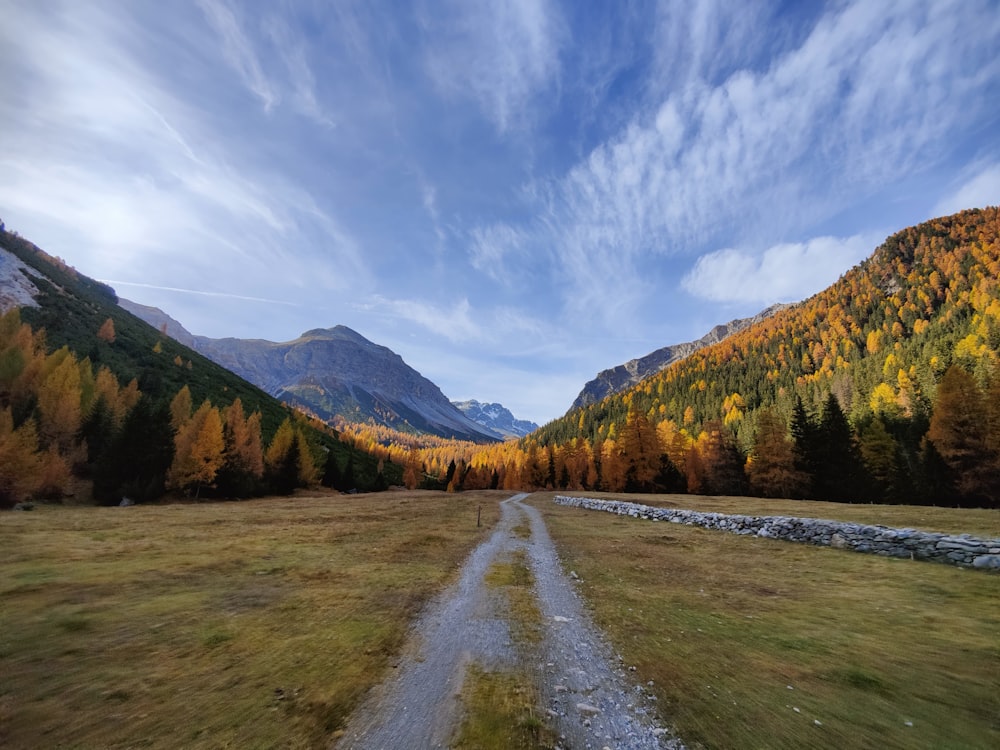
[0,490,506,749]
[533,492,1000,750]
[555,490,1000,538]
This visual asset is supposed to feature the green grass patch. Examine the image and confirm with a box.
[485,549,542,644]
[534,493,1000,750]
[451,666,555,750]
[0,490,507,749]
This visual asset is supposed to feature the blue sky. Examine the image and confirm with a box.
[1,1,998,426]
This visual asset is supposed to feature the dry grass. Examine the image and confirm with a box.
[0,490,507,749]
[556,490,1000,538]
[533,492,1000,750]
[451,667,552,750]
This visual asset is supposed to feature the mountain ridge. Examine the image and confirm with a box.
[119,301,502,443]
[452,399,539,439]
[571,304,789,411]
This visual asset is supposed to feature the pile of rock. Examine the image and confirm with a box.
[553,496,1000,570]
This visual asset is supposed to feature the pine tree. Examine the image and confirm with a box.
[322,450,342,489]
[699,420,745,496]
[92,396,173,504]
[790,397,821,498]
[814,393,862,501]
[858,417,903,502]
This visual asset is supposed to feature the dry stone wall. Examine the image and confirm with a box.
[553,496,1000,570]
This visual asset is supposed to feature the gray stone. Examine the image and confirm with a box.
[972,554,1000,570]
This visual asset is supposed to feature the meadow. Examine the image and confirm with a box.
[0,490,505,749]
[534,492,1000,749]
[3,489,998,749]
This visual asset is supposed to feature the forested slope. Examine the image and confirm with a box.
[476,208,999,506]
[0,228,399,505]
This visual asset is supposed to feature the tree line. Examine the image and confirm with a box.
[0,309,390,507]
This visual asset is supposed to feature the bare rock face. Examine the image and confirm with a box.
[570,304,789,411]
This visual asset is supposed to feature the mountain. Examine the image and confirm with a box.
[119,303,500,443]
[118,298,198,349]
[570,304,788,411]
[452,399,539,439]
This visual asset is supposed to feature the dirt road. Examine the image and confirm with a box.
[334,493,683,749]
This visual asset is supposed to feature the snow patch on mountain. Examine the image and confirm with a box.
[452,399,539,439]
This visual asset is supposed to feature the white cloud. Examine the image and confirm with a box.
[935,164,1000,215]
[496,0,1000,329]
[361,296,482,343]
[103,280,299,307]
[0,2,368,295]
[196,0,277,110]
[469,223,528,282]
[423,0,564,131]
[682,234,880,304]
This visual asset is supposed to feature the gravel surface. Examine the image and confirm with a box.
[333,493,684,749]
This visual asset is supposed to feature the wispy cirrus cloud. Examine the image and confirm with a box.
[423,0,565,132]
[482,0,1000,326]
[196,0,278,110]
[0,1,366,300]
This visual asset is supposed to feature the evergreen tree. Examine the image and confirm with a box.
[790,396,821,496]
[699,420,746,496]
[321,450,342,488]
[814,393,862,501]
[858,416,903,502]
[92,396,172,503]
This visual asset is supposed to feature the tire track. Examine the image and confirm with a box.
[333,493,683,749]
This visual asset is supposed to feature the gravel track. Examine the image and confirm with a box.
[333,494,683,749]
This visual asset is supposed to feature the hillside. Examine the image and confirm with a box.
[570,304,788,410]
[471,208,999,506]
[0,228,398,500]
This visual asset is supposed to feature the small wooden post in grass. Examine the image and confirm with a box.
[477,504,482,527]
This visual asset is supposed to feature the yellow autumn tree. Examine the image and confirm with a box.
[170,385,193,431]
[36,348,83,452]
[222,398,264,479]
[402,447,422,489]
[0,408,45,506]
[167,400,225,497]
